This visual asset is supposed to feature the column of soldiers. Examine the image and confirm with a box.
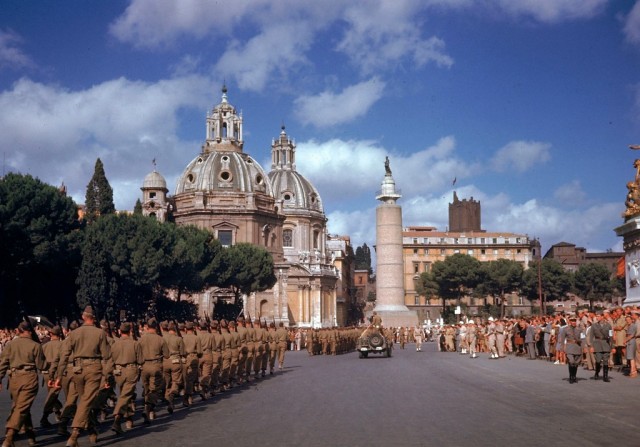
[0,309,295,447]
[303,327,361,356]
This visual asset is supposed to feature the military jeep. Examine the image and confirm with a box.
[356,329,392,358]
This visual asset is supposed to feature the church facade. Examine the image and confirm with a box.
[140,87,343,327]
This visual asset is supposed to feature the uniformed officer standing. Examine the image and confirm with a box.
[0,321,47,447]
[40,325,64,428]
[137,319,168,423]
[495,319,506,358]
[414,326,423,352]
[559,316,583,383]
[109,322,142,434]
[588,312,614,382]
[55,306,112,447]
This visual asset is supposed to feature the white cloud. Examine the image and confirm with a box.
[492,0,608,23]
[295,135,470,204]
[554,180,586,204]
[624,1,640,46]
[294,78,385,127]
[215,23,314,92]
[491,140,551,173]
[0,29,34,70]
[326,208,376,247]
[337,1,453,74]
[0,75,212,210]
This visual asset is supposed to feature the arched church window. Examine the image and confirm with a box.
[283,229,293,248]
[222,123,228,138]
[313,230,319,249]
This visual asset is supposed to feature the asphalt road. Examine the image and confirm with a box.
[1,342,637,447]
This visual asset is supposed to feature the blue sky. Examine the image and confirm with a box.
[1,0,639,256]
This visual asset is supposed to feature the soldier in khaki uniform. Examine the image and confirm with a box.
[275,322,288,370]
[228,321,240,385]
[244,319,256,382]
[219,320,233,389]
[164,323,185,412]
[0,321,47,447]
[182,322,202,406]
[197,320,213,399]
[109,322,142,434]
[252,320,266,378]
[137,319,168,423]
[210,321,223,393]
[57,321,79,437]
[267,322,277,374]
[40,325,64,428]
[55,306,112,446]
[235,318,248,384]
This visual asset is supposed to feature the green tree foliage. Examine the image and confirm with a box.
[133,199,143,215]
[85,158,115,222]
[0,173,82,325]
[160,224,223,301]
[354,243,372,273]
[481,259,524,317]
[415,271,439,301]
[522,259,572,304]
[431,254,482,312]
[574,263,613,310]
[218,243,277,305]
[75,214,219,321]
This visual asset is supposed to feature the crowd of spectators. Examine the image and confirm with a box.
[433,306,640,376]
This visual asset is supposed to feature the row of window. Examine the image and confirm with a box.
[411,248,524,256]
[407,236,526,245]
[411,257,527,273]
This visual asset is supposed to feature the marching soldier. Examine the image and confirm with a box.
[197,320,213,399]
[253,320,266,378]
[276,322,288,370]
[219,320,232,389]
[109,322,142,434]
[235,317,248,384]
[56,321,79,437]
[267,322,277,374]
[137,319,168,423]
[559,316,583,384]
[0,321,47,447]
[182,322,202,406]
[40,325,64,428]
[228,321,240,386]
[164,322,185,412]
[210,321,223,393]
[244,318,256,382]
[588,312,614,382]
[55,306,112,446]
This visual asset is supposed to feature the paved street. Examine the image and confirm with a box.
[1,342,637,447]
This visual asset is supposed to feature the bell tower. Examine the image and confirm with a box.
[204,84,243,153]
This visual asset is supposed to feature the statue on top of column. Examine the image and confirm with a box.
[624,147,640,219]
[384,156,392,175]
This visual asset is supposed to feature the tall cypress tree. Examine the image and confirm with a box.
[85,158,115,222]
[133,198,143,215]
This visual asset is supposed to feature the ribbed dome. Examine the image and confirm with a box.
[143,170,167,190]
[175,150,273,196]
[269,169,323,213]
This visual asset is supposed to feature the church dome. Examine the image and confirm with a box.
[175,150,273,196]
[267,125,323,214]
[269,169,323,213]
[143,170,167,190]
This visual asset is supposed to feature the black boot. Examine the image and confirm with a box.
[568,365,574,383]
[57,418,70,437]
[603,365,610,382]
[592,363,601,380]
